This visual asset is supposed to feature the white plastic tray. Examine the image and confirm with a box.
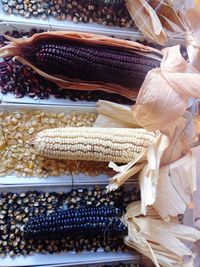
[0,250,140,267]
[0,2,142,37]
[0,20,185,106]
[0,103,103,185]
[0,103,138,186]
[0,183,140,267]
[1,92,98,107]
[0,3,190,43]
[0,21,139,106]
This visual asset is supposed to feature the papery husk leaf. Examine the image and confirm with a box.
[126,0,166,45]
[153,152,196,220]
[132,45,200,133]
[106,152,146,191]
[158,14,176,32]
[94,100,139,128]
[161,116,191,166]
[124,201,200,267]
[132,68,188,132]
[106,132,168,215]
[0,31,162,100]
[194,0,200,10]
[193,117,200,136]
[139,134,169,214]
[184,9,200,72]
[133,217,194,257]
[147,0,185,31]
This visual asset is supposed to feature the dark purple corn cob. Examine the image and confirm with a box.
[26,39,160,89]
[24,206,127,240]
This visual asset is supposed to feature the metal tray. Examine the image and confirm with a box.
[0,183,140,267]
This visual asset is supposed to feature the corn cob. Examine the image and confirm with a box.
[32,127,157,163]
[24,206,127,240]
[29,40,160,89]
[0,32,162,99]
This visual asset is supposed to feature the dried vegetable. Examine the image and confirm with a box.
[24,206,127,239]
[32,127,157,163]
[0,30,132,104]
[0,31,162,99]
[0,5,200,267]
[0,186,139,257]
[0,109,112,177]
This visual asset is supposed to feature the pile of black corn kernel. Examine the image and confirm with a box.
[0,29,132,104]
[0,186,140,257]
[1,0,135,28]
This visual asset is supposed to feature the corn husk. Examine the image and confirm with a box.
[0,31,162,100]
[123,201,200,267]
[139,134,169,214]
[185,9,200,72]
[132,45,200,133]
[147,0,185,31]
[194,0,200,10]
[94,100,194,217]
[94,100,139,128]
[126,0,167,45]
[126,0,185,45]
[153,152,196,221]
[94,95,196,218]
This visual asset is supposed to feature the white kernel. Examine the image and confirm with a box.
[28,128,35,134]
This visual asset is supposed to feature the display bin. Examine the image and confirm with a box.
[0,182,141,267]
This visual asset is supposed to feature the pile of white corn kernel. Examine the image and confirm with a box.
[0,109,110,177]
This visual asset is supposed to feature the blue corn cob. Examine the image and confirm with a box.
[24,206,127,240]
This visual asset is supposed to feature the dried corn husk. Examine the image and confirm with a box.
[126,0,185,45]
[191,100,200,135]
[139,134,169,214]
[0,31,162,100]
[126,0,167,45]
[153,152,196,221]
[94,100,139,128]
[124,201,200,267]
[95,97,195,217]
[194,0,200,10]
[132,45,200,133]
[106,132,169,214]
[131,43,198,197]
[185,9,200,72]
[147,0,185,31]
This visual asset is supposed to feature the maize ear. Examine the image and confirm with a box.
[35,42,159,89]
[0,31,162,99]
[32,127,157,163]
[24,206,127,240]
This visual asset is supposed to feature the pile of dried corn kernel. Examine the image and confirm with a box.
[0,109,111,177]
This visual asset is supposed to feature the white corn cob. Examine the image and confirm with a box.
[32,127,157,163]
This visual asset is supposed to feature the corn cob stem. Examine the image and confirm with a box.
[24,206,127,240]
[32,127,157,163]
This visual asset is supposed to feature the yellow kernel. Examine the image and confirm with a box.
[28,162,34,169]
